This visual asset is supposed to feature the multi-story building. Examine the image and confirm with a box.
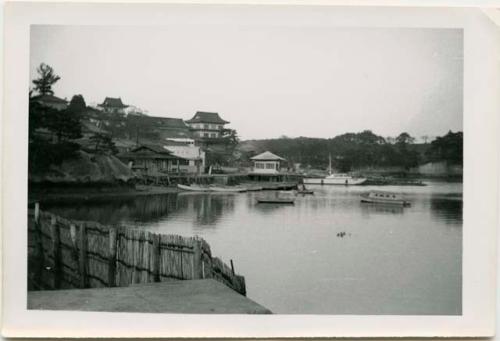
[98,97,128,115]
[185,111,229,139]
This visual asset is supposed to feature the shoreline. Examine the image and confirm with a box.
[29,175,463,205]
[29,185,180,205]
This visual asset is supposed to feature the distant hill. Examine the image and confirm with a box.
[238,135,434,171]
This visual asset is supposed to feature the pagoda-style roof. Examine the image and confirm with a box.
[186,111,229,124]
[251,151,286,161]
[99,97,128,109]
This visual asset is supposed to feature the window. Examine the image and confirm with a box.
[265,163,275,169]
[204,124,209,129]
[255,162,265,169]
[210,133,216,138]
[204,133,209,137]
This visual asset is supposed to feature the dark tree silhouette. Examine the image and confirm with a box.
[32,63,60,95]
[396,132,415,146]
[426,131,463,165]
[90,133,118,154]
[68,94,87,114]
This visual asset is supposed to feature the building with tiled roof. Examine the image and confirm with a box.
[98,97,128,115]
[185,111,229,139]
[126,115,195,143]
[117,144,188,176]
[251,151,287,174]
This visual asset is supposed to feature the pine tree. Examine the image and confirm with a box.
[32,63,60,95]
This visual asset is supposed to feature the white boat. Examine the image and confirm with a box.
[304,173,367,185]
[178,184,247,193]
[210,186,247,193]
[177,184,212,192]
[257,198,295,204]
[360,191,411,206]
[303,154,366,185]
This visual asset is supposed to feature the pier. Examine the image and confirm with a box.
[141,172,302,188]
[28,279,271,314]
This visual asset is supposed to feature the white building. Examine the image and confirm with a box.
[251,151,286,174]
[185,111,230,139]
[164,140,205,174]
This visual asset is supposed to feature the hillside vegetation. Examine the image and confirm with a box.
[239,130,462,172]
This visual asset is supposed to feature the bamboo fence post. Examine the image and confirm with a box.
[230,259,235,275]
[69,223,79,285]
[152,234,160,282]
[50,214,61,289]
[192,238,202,279]
[108,228,117,287]
[78,222,88,288]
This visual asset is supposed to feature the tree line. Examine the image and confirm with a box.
[241,130,463,172]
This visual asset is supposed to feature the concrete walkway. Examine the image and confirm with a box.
[28,279,271,314]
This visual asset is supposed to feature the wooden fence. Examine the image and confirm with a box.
[28,204,246,295]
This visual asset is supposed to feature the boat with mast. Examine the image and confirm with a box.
[303,154,367,185]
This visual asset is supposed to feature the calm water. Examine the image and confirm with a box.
[45,181,462,315]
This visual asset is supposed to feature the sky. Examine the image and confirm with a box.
[30,25,463,141]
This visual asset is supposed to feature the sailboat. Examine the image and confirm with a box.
[303,154,367,185]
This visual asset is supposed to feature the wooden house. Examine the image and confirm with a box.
[117,144,188,175]
[250,151,286,174]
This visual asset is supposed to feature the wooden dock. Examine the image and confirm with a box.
[141,172,302,188]
[28,279,271,314]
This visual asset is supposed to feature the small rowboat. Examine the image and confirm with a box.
[297,190,314,195]
[245,186,263,192]
[210,186,247,193]
[360,191,410,206]
[177,184,212,192]
[257,198,295,204]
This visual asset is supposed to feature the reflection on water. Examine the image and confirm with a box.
[182,194,235,227]
[430,198,463,225]
[44,181,462,315]
[360,203,405,215]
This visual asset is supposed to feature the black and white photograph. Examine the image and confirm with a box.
[2,2,499,338]
[26,22,464,315]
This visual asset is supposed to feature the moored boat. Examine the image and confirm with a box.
[210,186,247,193]
[245,186,263,192]
[257,198,295,204]
[304,173,367,185]
[303,154,366,185]
[177,184,212,192]
[360,191,411,206]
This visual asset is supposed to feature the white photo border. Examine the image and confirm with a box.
[3,2,499,338]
